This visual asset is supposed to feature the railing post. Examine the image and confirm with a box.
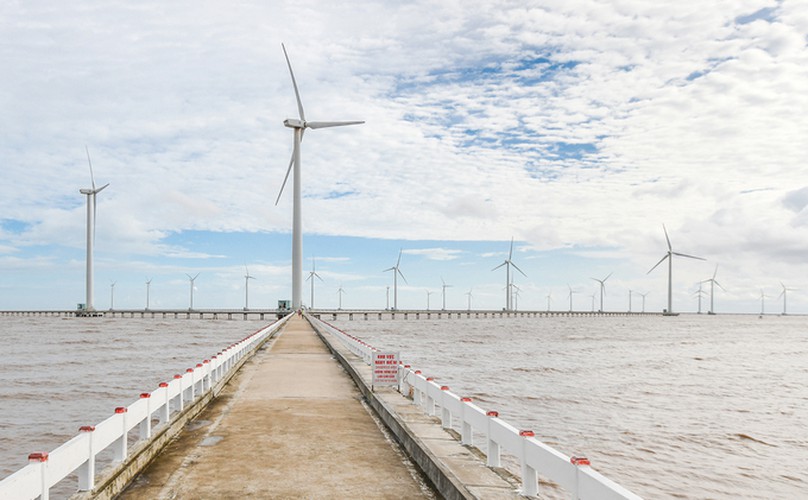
[186,368,195,401]
[486,411,501,467]
[413,371,422,406]
[139,393,152,439]
[159,382,170,424]
[460,397,473,445]
[28,452,49,500]
[519,430,538,497]
[113,407,128,463]
[440,386,451,429]
[173,374,184,411]
[425,378,436,416]
[77,426,96,490]
[571,456,591,498]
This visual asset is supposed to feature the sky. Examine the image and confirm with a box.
[1,0,807,314]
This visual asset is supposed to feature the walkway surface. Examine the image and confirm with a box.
[120,316,433,499]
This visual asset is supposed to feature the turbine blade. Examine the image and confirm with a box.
[671,251,705,261]
[508,237,514,260]
[398,268,408,284]
[603,272,613,282]
[647,254,668,274]
[715,280,725,291]
[662,224,671,251]
[316,272,324,282]
[712,264,718,280]
[275,149,295,206]
[85,146,96,190]
[306,121,364,129]
[95,183,109,194]
[281,43,305,121]
[396,249,402,267]
[511,261,527,278]
[383,266,395,272]
[492,262,506,272]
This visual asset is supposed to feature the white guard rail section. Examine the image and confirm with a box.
[0,314,292,500]
[310,316,642,500]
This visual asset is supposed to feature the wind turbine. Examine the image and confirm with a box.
[513,285,522,311]
[337,285,346,310]
[186,273,199,310]
[384,249,407,310]
[694,282,707,314]
[778,282,796,315]
[244,265,256,310]
[274,43,364,311]
[79,147,109,313]
[492,238,526,311]
[647,225,705,316]
[465,289,473,311]
[426,290,434,311]
[590,272,612,312]
[567,284,578,312]
[441,277,452,310]
[545,291,552,312]
[109,281,116,311]
[638,292,649,313]
[759,288,769,316]
[306,258,324,308]
[628,289,633,313]
[701,264,725,315]
[385,286,390,310]
[589,293,596,313]
[145,278,152,310]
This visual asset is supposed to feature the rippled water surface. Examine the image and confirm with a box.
[0,316,269,482]
[332,314,808,499]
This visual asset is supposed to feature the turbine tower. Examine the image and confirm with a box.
[79,147,109,313]
[145,278,152,311]
[306,258,324,308]
[492,238,526,311]
[694,282,707,314]
[701,264,725,315]
[244,265,256,310]
[337,285,346,310]
[759,288,768,316]
[441,277,452,310]
[647,225,705,316]
[275,43,364,311]
[109,281,116,311]
[513,285,522,311]
[590,272,612,312]
[384,249,407,310]
[638,292,649,313]
[465,289,473,311]
[567,284,578,312]
[426,290,434,310]
[186,273,199,310]
[778,282,796,315]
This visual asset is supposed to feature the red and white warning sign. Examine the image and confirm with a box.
[372,351,400,388]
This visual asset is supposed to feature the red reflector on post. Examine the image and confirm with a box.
[196,363,203,368]
[486,410,499,417]
[404,365,411,368]
[426,377,434,381]
[28,452,48,462]
[159,382,169,387]
[203,359,210,364]
[140,393,151,399]
[79,425,95,432]
[115,407,128,414]
[174,374,182,379]
[440,385,450,391]
[461,397,472,402]
[414,370,422,375]
[186,368,194,373]
[571,456,591,466]
[519,430,535,437]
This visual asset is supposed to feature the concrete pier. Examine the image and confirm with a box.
[119,316,434,498]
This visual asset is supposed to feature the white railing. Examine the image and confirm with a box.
[310,315,642,500]
[0,314,292,500]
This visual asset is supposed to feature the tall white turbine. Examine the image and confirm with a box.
[701,264,725,315]
[441,277,452,310]
[647,225,705,316]
[778,282,796,315]
[426,290,434,311]
[492,238,526,311]
[384,249,407,310]
[590,272,612,312]
[186,273,199,310]
[385,286,390,310]
[638,292,649,313]
[513,285,522,311]
[545,291,552,312]
[109,281,116,311]
[275,44,364,311]
[145,278,152,311]
[465,289,473,311]
[337,285,346,310]
[589,293,596,312]
[79,147,109,313]
[759,288,768,315]
[306,258,324,308]
[244,265,256,310]
[567,284,578,312]
[628,289,633,313]
[694,282,707,314]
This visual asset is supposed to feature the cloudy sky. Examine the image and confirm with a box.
[1,0,807,313]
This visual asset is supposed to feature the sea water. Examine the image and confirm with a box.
[1,314,806,499]
[332,313,808,499]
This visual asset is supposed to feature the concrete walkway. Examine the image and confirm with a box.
[120,316,434,499]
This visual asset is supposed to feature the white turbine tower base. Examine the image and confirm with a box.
[275,43,364,311]
[80,147,109,314]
